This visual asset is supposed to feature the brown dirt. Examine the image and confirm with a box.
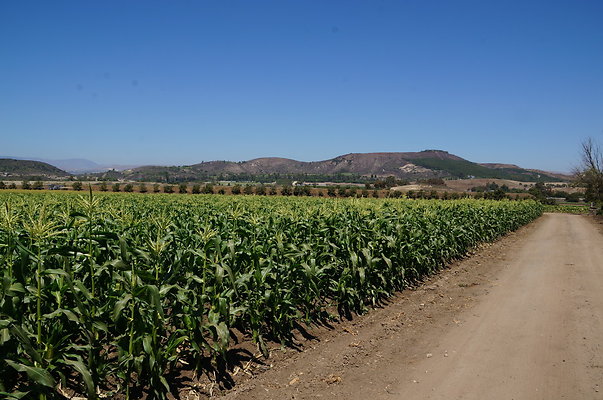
[206,213,603,400]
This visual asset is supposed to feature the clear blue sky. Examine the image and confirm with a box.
[2,1,602,172]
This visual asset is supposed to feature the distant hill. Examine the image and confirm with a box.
[0,156,139,173]
[0,159,69,178]
[90,150,568,183]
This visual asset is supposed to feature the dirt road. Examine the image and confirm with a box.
[221,214,603,400]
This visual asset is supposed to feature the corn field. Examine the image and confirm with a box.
[0,191,543,399]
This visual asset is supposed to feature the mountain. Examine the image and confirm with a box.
[91,150,567,183]
[0,156,140,173]
[0,159,69,178]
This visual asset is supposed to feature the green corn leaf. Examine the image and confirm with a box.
[5,360,55,388]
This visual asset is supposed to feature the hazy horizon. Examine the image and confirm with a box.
[3,1,602,173]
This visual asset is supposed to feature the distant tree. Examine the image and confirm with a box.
[112,183,121,192]
[153,184,160,193]
[255,185,266,196]
[574,138,603,208]
[178,183,188,194]
[243,185,254,195]
[0,181,5,190]
[281,185,292,196]
[218,188,226,195]
[484,189,507,200]
[269,186,278,195]
[72,181,83,191]
[203,183,214,194]
[337,187,348,197]
[139,183,147,193]
[99,181,108,192]
[124,183,134,192]
[231,185,242,195]
[372,189,379,198]
[327,187,337,197]
[163,185,174,194]
[192,184,201,194]
[32,181,44,190]
[8,183,17,190]
[21,180,31,190]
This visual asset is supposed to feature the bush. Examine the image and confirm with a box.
[179,184,188,194]
[153,184,160,193]
[255,185,266,196]
[243,185,254,195]
[33,181,44,190]
[21,181,31,190]
[0,181,5,190]
[112,183,121,192]
[124,184,134,193]
[99,182,108,192]
[203,184,214,194]
[139,184,147,193]
[231,185,241,195]
[281,185,292,196]
[72,181,83,191]
[164,185,174,194]
[192,184,201,194]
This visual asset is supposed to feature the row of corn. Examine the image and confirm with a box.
[0,192,543,399]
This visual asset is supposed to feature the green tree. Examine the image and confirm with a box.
[255,185,266,196]
[124,183,134,192]
[178,183,188,194]
[192,184,201,194]
[0,181,5,190]
[72,181,83,191]
[280,185,292,196]
[21,180,31,190]
[99,181,108,192]
[153,184,160,193]
[164,185,174,194]
[243,185,254,195]
[32,181,44,190]
[139,183,147,193]
[112,183,121,192]
[203,184,214,194]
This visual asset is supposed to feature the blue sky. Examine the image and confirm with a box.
[2,1,602,172]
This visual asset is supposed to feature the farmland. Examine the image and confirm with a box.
[0,192,543,399]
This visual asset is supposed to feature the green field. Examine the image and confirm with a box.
[0,192,543,399]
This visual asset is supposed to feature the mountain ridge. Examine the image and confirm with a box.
[103,150,569,183]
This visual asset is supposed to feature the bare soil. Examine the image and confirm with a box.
[202,213,603,400]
